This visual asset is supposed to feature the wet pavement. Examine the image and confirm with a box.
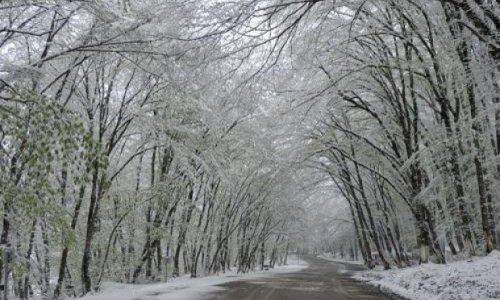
[205,256,403,300]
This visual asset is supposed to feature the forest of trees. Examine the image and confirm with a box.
[0,0,498,299]
[302,0,500,268]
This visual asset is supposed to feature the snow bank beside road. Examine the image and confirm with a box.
[354,250,500,300]
[80,256,308,300]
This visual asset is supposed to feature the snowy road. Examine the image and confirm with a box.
[204,256,403,300]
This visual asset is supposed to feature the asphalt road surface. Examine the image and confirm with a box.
[205,256,403,300]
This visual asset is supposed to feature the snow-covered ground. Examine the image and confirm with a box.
[354,250,500,300]
[318,253,364,265]
[80,256,308,300]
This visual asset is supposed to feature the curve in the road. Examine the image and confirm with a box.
[206,256,403,300]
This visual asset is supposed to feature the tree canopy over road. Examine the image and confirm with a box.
[0,0,498,299]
